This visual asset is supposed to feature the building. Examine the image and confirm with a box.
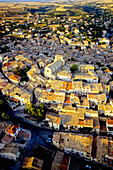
[16,129,31,148]
[35,89,65,104]
[57,71,72,81]
[78,64,94,73]
[22,157,43,170]
[72,80,82,95]
[51,151,70,170]
[6,125,20,137]
[1,134,14,144]
[45,113,61,130]
[53,132,93,159]
[8,74,21,84]
[0,145,20,161]
[44,55,65,79]
[96,136,108,163]
[9,86,33,105]
[106,119,113,134]
[75,71,98,83]
[59,111,79,129]
[87,93,107,105]
[85,109,98,118]
[0,122,12,133]
[98,104,113,117]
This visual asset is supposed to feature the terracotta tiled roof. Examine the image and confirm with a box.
[64,97,70,104]
[7,125,19,135]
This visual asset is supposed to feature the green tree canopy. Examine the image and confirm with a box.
[2,113,9,120]
[24,104,46,119]
[70,64,78,73]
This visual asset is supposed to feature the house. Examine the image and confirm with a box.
[45,113,61,130]
[0,144,20,161]
[0,122,12,133]
[99,38,110,44]
[1,134,14,144]
[96,136,108,163]
[27,65,40,82]
[9,86,33,105]
[16,129,31,148]
[78,118,93,129]
[36,90,65,104]
[98,104,113,117]
[75,71,98,83]
[90,83,103,94]
[93,118,100,133]
[59,111,79,130]
[78,64,94,73]
[103,85,110,94]
[106,119,113,134]
[51,151,70,170]
[87,93,107,105]
[8,74,21,84]
[46,79,67,92]
[82,83,90,95]
[85,109,98,118]
[22,157,43,170]
[66,82,73,93]
[70,93,80,106]
[81,44,87,50]
[53,132,93,159]
[72,81,82,95]
[57,71,72,81]
[6,125,20,137]
[77,107,85,120]
[80,97,90,109]
[16,129,31,141]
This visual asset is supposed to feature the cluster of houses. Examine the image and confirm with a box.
[0,50,113,136]
[0,122,31,161]
[52,132,113,167]
[22,143,71,170]
[0,9,113,169]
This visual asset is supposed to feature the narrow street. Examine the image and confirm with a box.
[8,110,54,170]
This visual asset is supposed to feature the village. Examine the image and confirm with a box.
[0,1,113,169]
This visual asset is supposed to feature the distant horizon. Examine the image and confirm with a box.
[0,0,49,2]
[0,0,97,3]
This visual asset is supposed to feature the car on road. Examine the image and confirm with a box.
[46,137,52,143]
[46,139,52,143]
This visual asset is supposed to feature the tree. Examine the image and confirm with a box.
[14,66,29,82]
[70,64,78,73]
[0,100,5,111]
[24,103,46,119]
[96,62,101,67]
[2,113,9,120]
[101,67,107,71]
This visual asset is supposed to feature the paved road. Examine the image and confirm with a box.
[8,110,55,170]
